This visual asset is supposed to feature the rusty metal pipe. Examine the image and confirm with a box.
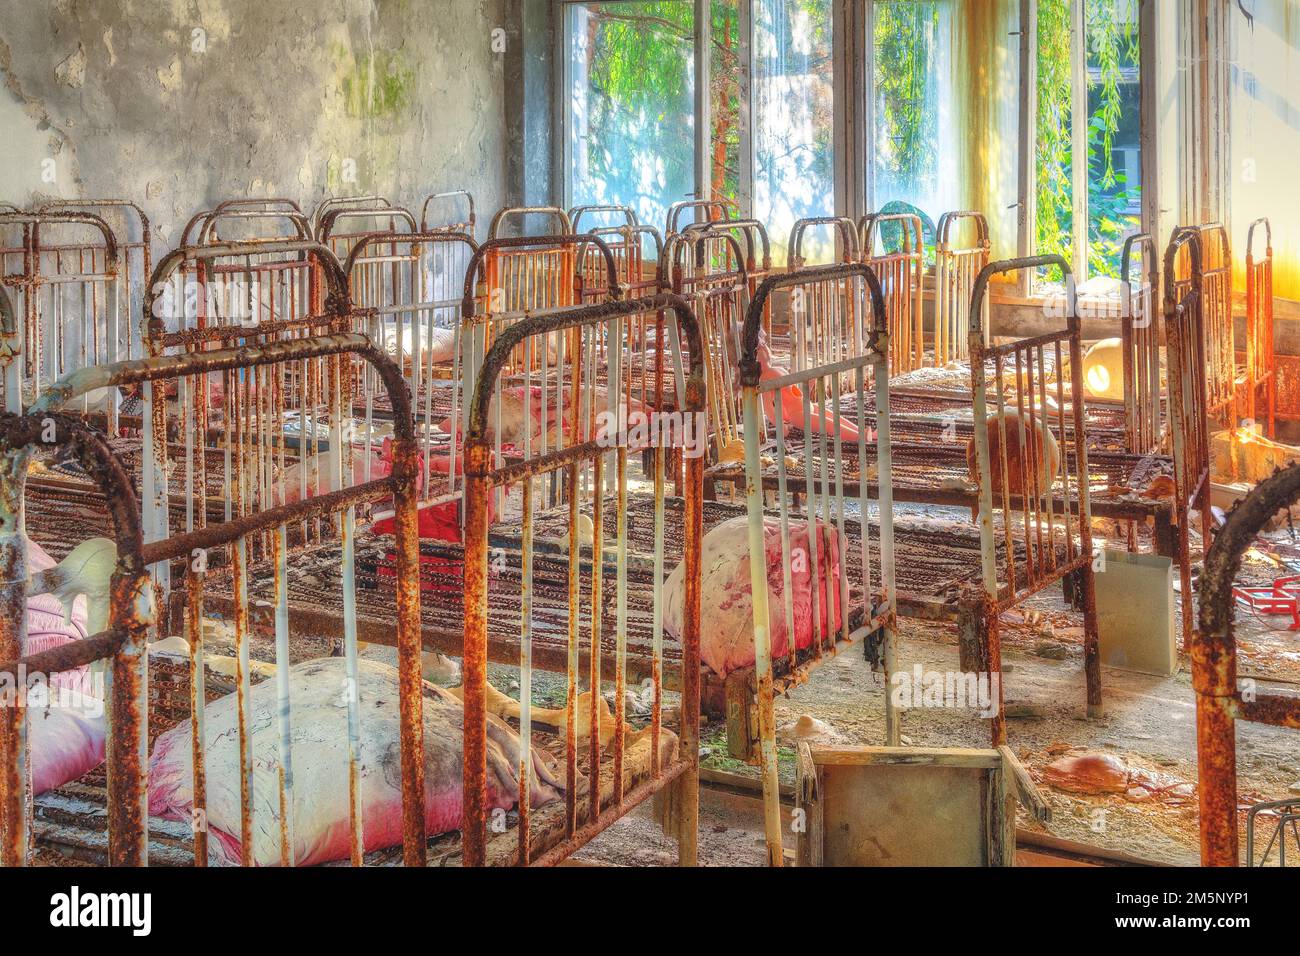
[0,411,148,866]
[1196,461,1300,865]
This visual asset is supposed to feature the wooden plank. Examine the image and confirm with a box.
[724,666,758,761]
[810,745,1000,768]
[998,744,1053,825]
[987,761,1016,866]
[794,741,821,868]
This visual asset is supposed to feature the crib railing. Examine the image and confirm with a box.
[1245,217,1276,436]
[0,210,126,421]
[859,211,926,374]
[1164,227,1212,650]
[0,412,153,865]
[661,228,749,461]
[2,332,428,866]
[461,292,704,866]
[969,255,1101,735]
[1120,232,1162,455]
[738,263,896,867]
[934,211,990,366]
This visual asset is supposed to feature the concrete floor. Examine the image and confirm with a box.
[569,513,1300,867]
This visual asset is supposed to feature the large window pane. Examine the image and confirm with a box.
[871,1,956,242]
[711,0,742,207]
[567,2,696,234]
[1084,0,1141,277]
[754,0,835,262]
[1036,0,1141,282]
[1036,0,1074,281]
[1230,0,1300,302]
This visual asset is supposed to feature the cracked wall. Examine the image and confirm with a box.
[0,0,510,244]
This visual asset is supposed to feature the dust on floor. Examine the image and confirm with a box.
[575,542,1299,867]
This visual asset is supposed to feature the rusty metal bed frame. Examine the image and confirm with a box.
[315,199,417,263]
[964,255,1101,739]
[420,190,477,237]
[1244,217,1276,435]
[570,205,673,415]
[1119,232,1163,456]
[1,410,154,865]
[1171,222,1235,426]
[787,216,858,272]
[0,209,128,423]
[783,217,860,372]
[664,198,736,240]
[687,217,773,341]
[2,333,427,866]
[1164,227,1214,653]
[182,198,313,246]
[838,216,1146,460]
[456,230,620,505]
[311,195,389,232]
[460,292,704,866]
[933,211,991,366]
[4,312,698,866]
[171,204,331,331]
[737,263,896,866]
[720,256,1101,865]
[1196,463,1300,866]
[709,227,1210,641]
[141,237,357,505]
[308,192,479,426]
[341,228,478,410]
[36,199,153,369]
[859,211,926,374]
[660,226,748,462]
[570,205,662,298]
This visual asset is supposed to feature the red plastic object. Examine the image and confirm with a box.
[1233,574,1300,630]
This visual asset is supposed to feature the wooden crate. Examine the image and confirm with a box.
[795,744,1048,867]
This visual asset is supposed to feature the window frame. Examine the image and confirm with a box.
[863,0,1156,295]
[553,0,1160,288]
[555,0,843,241]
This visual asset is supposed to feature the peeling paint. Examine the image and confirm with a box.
[156,57,182,94]
[0,1,508,239]
[55,43,87,89]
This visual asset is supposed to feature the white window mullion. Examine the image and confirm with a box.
[1017,0,1038,295]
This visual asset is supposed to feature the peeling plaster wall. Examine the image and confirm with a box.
[0,0,510,245]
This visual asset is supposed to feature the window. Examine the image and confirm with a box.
[868,1,1020,262]
[870,1,955,241]
[563,0,836,260]
[711,0,743,206]
[566,1,697,233]
[753,0,835,260]
[1231,0,1299,303]
[561,0,1144,285]
[1035,0,1142,284]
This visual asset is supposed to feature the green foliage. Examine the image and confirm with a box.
[576,0,1139,278]
[1035,0,1140,279]
[577,2,696,217]
[576,0,828,215]
[873,2,941,189]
